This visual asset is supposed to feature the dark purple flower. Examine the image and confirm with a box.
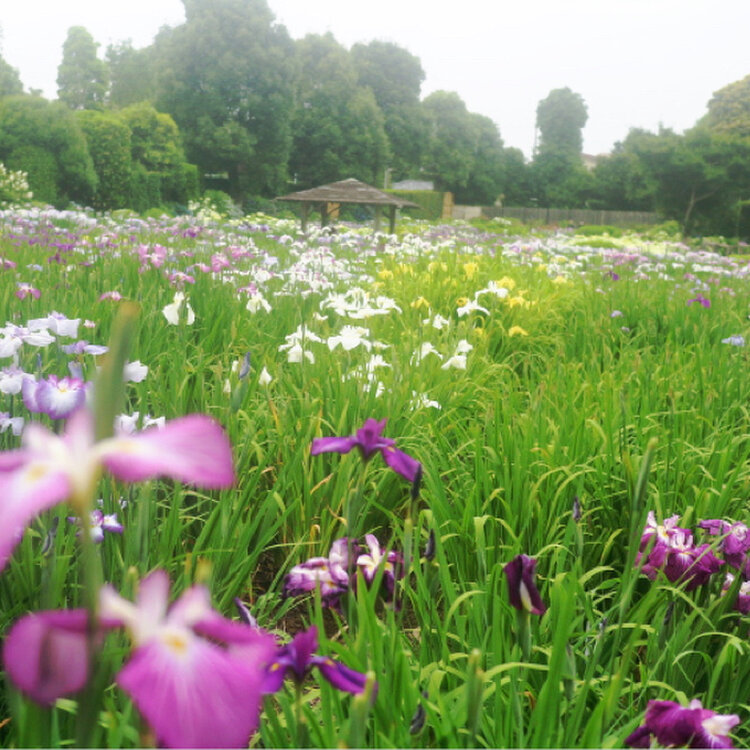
[311,418,421,482]
[503,554,546,615]
[700,519,750,569]
[626,698,739,748]
[722,573,750,614]
[641,529,723,591]
[264,625,370,696]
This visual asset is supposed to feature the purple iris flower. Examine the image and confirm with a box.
[67,509,124,543]
[641,528,722,590]
[722,573,750,614]
[60,340,109,356]
[700,519,750,570]
[22,375,91,419]
[503,554,546,615]
[264,625,370,696]
[625,698,739,748]
[687,293,711,308]
[283,538,356,609]
[3,572,277,748]
[311,418,421,482]
[356,533,403,602]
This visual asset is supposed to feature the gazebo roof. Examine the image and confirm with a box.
[276,178,418,208]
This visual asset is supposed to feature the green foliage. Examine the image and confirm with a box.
[535,87,588,157]
[128,163,162,212]
[106,41,156,108]
[0,95,96,206]
[702,73,750,140]
[153,0,296,198]
[288,33,389,189]
[0,54,23,98]
[56,26,109,110]
[6,145,58,203]
[75,110,132,210]
[386,189,445,219]
[0,162,32,203]
[575,224,624,237]
[351,40,426,179]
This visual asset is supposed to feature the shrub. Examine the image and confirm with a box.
[76,110,132,210]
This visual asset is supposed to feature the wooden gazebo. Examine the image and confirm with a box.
[276,178,418,233]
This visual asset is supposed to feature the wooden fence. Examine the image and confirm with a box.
[480,206,661,226]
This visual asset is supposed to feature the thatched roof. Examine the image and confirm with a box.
[277,178,418,208]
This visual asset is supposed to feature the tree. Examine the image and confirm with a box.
[701,74,750,140]
[0,54,23,98]
[590,132,654,211]
[626,126,750,235]
[421,91,477,194]
[57,27,109,110]
[153,0,296,199]
[532,87,590,206]
[106,41,157,108]
[499,147,533,206]
[0,95,96,205]
[535,87,588,158]
[456,113,504,205]
[350,40,427,179]
[288,33,389,188]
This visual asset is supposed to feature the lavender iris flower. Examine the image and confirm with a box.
[311,418,421,482]
[22,375,90,419]
[263,625,370,696]
[503,554,546,615]
[625,698,739,748]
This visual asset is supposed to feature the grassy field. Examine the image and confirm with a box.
[1,206,749,748]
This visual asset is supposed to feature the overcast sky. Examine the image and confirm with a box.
[2,0,748,158]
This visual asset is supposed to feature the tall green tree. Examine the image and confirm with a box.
[532,87,590,206]
[350,40,427,180]
[457,113,505,205]
[288,33,388,189]
[57,27,109,110]
[535,87,588,157]
[153,0,296,199]
[0,95,96,205]
[106,41,157,108]
[421,91,476,194]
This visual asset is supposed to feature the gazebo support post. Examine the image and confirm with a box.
[300,203,310,233]
[388,205,397,234]
[374,205,382,233]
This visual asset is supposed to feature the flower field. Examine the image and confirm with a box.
[1,206,750,748]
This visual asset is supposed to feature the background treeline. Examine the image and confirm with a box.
[2,0,750,236]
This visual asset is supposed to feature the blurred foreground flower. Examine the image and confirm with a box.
[311,417,420,482]
[625,698,739,748]
[4,571,276,748]
[503,554,546,615]
[0,408,234,571]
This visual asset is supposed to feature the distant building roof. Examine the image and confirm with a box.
[391,179,434,191]
[277,178,417,207]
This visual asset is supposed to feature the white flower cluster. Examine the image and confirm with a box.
[0,163,33,205]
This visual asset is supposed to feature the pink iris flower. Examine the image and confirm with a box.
[0,408,234,571]
[4,571,276,748]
